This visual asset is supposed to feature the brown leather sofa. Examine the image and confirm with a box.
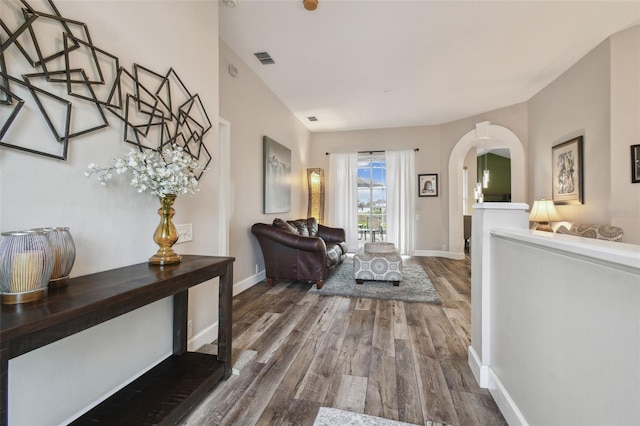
[251,217,347,289]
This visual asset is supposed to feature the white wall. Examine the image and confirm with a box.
[528,26,640,244]
[610,26,640,244]
[219,40,311,290]
[487,229,640,425]
[528,38,611,226]
[0,1,219,424]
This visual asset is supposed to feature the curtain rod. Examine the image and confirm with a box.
[325,148,419,155]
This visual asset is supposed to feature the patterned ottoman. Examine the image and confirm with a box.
[353,242,403,286]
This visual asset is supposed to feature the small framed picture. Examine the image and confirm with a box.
[418,174,438,197]
[631,144,640,183]
[552,136,583,205]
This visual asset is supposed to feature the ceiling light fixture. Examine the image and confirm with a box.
[303,0,318,11]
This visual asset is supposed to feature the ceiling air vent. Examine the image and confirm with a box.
[254,52,275,65]
[307,116,318,122]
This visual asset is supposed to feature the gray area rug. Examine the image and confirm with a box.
[309,259,441,304]
[313,407,449,426]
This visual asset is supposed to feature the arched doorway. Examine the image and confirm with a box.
[448,122,526,255]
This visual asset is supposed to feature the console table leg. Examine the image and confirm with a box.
[1,343,8,426]
[218,263,233,379]
[173,290,188,355]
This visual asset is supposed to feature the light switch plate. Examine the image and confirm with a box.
[176,224,193,243]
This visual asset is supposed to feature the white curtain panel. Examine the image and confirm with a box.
[327,152,359,251]
[385,149,416,255]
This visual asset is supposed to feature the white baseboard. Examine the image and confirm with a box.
[413,249,465,260]
[233,270,265,296]
[188,321,218,352]
[488,368,529,426]
[467,345,489,387]
[185,271,265,352]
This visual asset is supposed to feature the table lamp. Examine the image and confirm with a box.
[529,198,562,232]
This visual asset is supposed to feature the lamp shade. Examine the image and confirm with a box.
[529,198,562,223]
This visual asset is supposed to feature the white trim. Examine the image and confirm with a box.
[188,321,218,352]
[488,368,529,426]
[218,117,231,256]
[412,249,465,260]
[234,270,265,296]
[448,122,526,255]
[467,345,489,387]
[63,352,172,424]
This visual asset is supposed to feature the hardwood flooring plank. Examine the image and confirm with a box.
[325,374,368,413]
[335,309,375,376]
[180,360,264,425]
[395,338,424,425]
[440,358,489,395]
[249,297,316,363]
[233,311,282,350]
[451,390,508,426]
[294,297,354,402]
[443,307,471,349]
[257,297,336,425]
[355,297,374,311]
[421,304,469,360]
[372,300,395,357]
[220,342,301,426]
[405,303,459,425]
[280,399,321,426]
[390,301,409,340]
[365,348,399,421]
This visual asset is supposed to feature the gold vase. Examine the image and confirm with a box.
[149,194,182,265]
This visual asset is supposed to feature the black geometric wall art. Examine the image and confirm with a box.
[63,32,120,107]
[163,131,211,180]
[0,84,25,139]
[23,69,108,140]
[1,0,213,171]
[0,13,39,56]
[122,94,165,151]
[178,94,212,137]
[154,68,193,122]
[133,63,172,120]
[106,67,165,149]
[21,8,94,81]
[0,35,9,105]
[0,72,70,160]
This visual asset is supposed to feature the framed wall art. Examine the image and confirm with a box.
[552,136,583,205]
[418,173,438,197]
[631,144,640,183]
[263,136,291,213]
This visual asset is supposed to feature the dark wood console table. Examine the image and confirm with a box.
[0,255,234,425]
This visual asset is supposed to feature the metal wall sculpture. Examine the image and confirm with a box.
[0,0,212,177]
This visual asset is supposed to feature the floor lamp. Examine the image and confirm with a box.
[307,168,325,224]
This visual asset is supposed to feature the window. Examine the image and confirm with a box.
[357,154,386,243]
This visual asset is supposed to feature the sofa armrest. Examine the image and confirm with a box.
[317,224,346,243]
[251,223,327,252]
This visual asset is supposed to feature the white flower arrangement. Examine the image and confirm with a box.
[86,145,203,198]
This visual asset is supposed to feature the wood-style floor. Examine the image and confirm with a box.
[181,256,507,426]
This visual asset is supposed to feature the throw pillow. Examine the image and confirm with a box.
[288,219,310,236]
[273,218,298,234]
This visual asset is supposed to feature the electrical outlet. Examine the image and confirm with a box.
[255,264,259,274]
[187,320,193,338]
[176,224,193,243]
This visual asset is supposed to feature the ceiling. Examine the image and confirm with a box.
[219,1,640,133]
